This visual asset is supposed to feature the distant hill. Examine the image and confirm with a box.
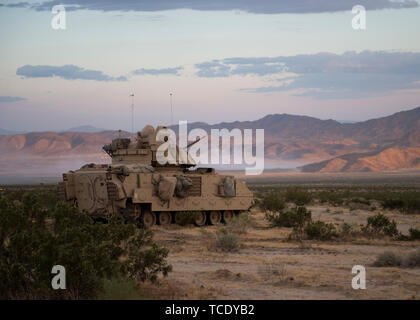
[0,106,419,177]
[0,130,133,156]
[301,127,420,173]
[63,125,108,133]
[0,130,134,177]
[171,106,420,167]
[178,106,420,144]
[0,128,25,135]
[301,147,420,172]
[0,125,109,135]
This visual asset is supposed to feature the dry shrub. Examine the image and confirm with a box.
[226,213,254,234]
[373,251,403,267]
[374,249,420,268]
[214,229,238,252]
[402,249,420,268]
[258,263,288,282]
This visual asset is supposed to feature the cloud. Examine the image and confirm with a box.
[132,67,183,76]
[195,61,231,77]
[9,0,419,14]
[16,65,127,81]
[199,51,420,99]
[241,73,420,99]
[198,51,420,77]
[3,2,31,8]
[0,96,26,102]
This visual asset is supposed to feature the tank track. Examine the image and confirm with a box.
[120,203,242,228]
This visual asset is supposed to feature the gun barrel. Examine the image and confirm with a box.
[186,137,202,149]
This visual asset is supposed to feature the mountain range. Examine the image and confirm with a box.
[0,125,108,135]
[0,106,419,177]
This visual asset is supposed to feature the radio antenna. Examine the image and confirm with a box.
[129,93,134,133]
[170,92,173,126]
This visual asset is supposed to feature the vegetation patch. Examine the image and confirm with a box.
[175,211,200,226]
[226,213,254,234]
[382,192,420,214]
[408,228,420,240]
[258,192,286,212]
[304,221,338,241]
[373,251,403,267]
[316,191,344,206]
[265,206,311,228]
[252,185,420,214]
[361,213,399,238]
[214,229,239,252]
[0,192,172,299]
[339,222,361,240]
[97,278,144,300]
[374,249,420,268]
[285,188,313,206]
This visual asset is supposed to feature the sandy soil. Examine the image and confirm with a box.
[144,206,420,300]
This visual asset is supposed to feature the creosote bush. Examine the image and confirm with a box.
[338,222,361,240]
[361,213,399,238]
[316,191,343,206]
[285,188,313,206]
[259,192,285,213]
[340,222,353,235]
[265,202,415,242]
[0,193,172,300]
[382,192,420,214]
[304,221,338,241]
[266,205,338,241]
[408,228,420,240]
[266,206,311,228]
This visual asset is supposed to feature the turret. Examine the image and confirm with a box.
[103,125,196,168]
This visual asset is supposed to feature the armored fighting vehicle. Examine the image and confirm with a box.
[58,125,254,227]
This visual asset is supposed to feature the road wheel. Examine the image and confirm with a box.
[194,211,207,226]
[174,212,183,225]
[209,211,222,225]
[141,210,156,228]
[158,212,171,225]
[222,210,234,224]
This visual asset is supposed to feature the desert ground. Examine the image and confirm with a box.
[144,206,419,300]
[141,172,420,300]
[1,171,420,300]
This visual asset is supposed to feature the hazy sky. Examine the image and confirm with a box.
[1,0,420,131]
